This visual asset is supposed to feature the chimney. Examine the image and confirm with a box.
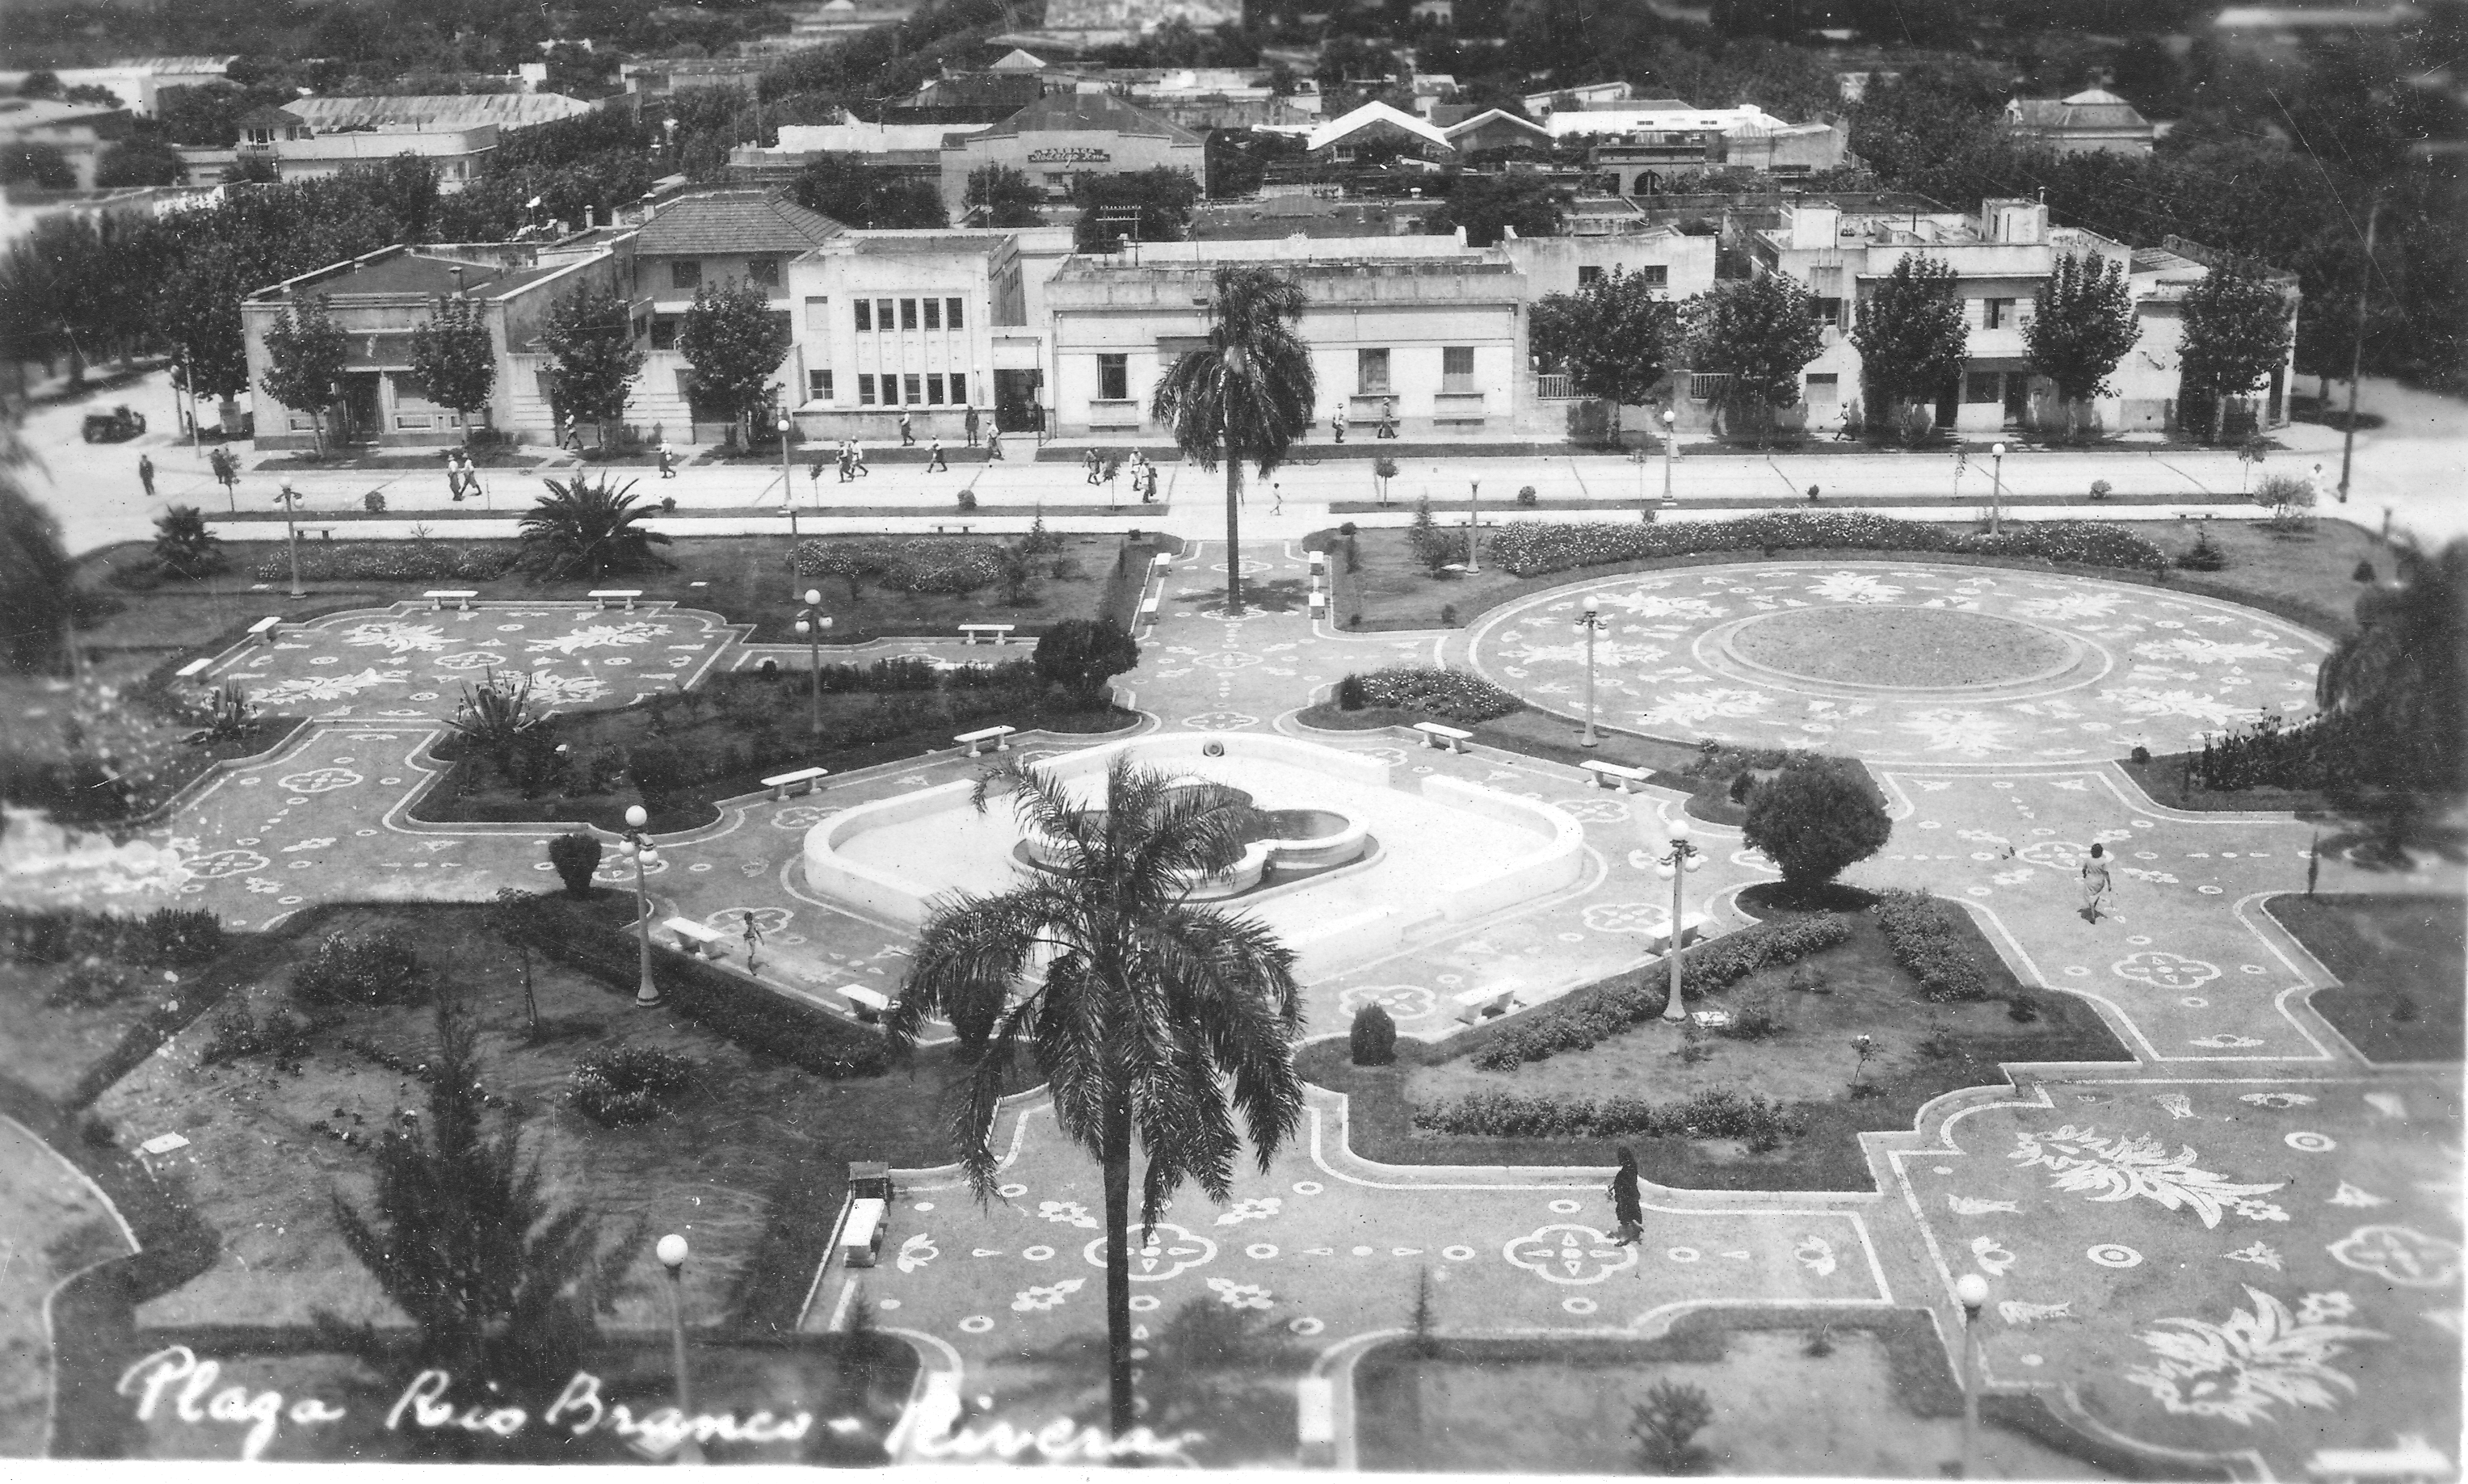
[449,265,466,296]
[585,205,596,229]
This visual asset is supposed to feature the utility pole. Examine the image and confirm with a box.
[2337,193,2383,505]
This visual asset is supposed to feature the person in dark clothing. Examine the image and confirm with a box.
[137,454,156,498]
[1609,1146,1644,1244]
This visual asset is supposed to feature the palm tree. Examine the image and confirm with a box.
[516,475,672,581]
[888,754,1307,1440]
[1148,264,1316,615]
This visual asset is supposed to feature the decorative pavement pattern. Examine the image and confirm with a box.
[2,557,2459,1478]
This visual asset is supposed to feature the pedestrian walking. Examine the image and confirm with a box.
[850,440,869,477]
[898,410,914,447]
[1377,397,1396,439]
[2080,842,2115,923]
[964,406,981,448]
[1272,481,1283,515]
[209,445,238,495]
[442,450,462,501]
[560,414,582,452]
[986,427,1004,460]
[1331,403,1348,444]
[1609,1146,1643,1245]
[837,439,854,483]
[1084,448,1102,485]
[137,453,155,498]
[658,442,677,479]
[925,438,948,472]
[1143,464,1158,503]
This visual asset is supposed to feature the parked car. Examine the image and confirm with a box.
[82,406,147,443]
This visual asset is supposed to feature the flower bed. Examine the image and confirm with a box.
[1870,890,1991,1003]
[1468,915,1852,1070]
[793,536,1007,595]
[251,541,519,583]
[1347,666,1523,725]
[1484,515,2170,578]
[1413,1086,1806,1147]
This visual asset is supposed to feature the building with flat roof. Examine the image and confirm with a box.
[729,116,990,188]
[629,188,848,439]
[242,238,636,449]
[1190,194,1447,239]
[938,90,1206,217]
[0,98,133,191]
[1045,235,1532,439]
[177,105,505,189]
[279,93,598,132]
[1562,103,1851,188]
[2003,88,2157,157]
[0,57,234,117]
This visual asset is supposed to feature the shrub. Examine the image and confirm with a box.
[46,956,147,1009]
[1335,673,1366,711]
[2177,529,2226,570]
[1407,498,1461,574]
[628,739,688,798]
[2,906,223,968]
[1917,1016,1958,1059]
[1440,603,1458,626]
[292,927,423,1006]
[2130,745,2151,764]
[1482,513,2170,578]
[1871,890,1990,1002]
[254,542,517,583]
[1516,486,1538,507]
[1633,1381,1715,1475]
[793,536,1003,595]
[1353,666,1520,724]
[363,490,386,513]
[1034,617,1139,701]
[1466,915,1851,1069]
[1350,1004,1398,1066]
[547,831,603,897]
[2006,992,2042,1024]
[2352,560,2375,582]
[1414,1087,1806,1146]
[570,1045,696,1126]
[958,489,978,511]
[2088,479,2113,498]
[1719,990,1785,1040]
[202,1002,310,1069]
[1740,754,1891,891]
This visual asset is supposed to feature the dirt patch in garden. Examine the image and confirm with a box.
[2269,892,2466,1062]
[80,903,967,1337]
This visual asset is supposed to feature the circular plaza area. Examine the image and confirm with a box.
[1465,561,2331,764]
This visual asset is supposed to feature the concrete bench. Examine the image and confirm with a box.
[1454,986,1520,1025]
[247,616,284,644]
[1415,721,1472,754]
[955,725,1015,757]
[424,589,477,612]
[1307,592,1326,615]
[1309,550,1327,570]
[1139,595,1161,618]
[841,1196,885,1267]
[1583,759,1651,792]
[662,916,727,960]
[957,623,1014,645]
[762,766,827,801]
[174,658,214,681]
[842,985,889,1024]
[1689,1009,1734,1030]
[1438,563,1472,576]
[1150,552,1173,569]
[934,523,973,535]
[588,589,642,611]
[1642,913,1712,953]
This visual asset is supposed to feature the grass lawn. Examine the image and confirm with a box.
[1353,1318,2113,1479]
[1319,519,2391,639]
[2269,893,2466,1062]
[59,902,967,1338]
[1297,903,2128,1190]
[0,657,308,826]
[74,531,1158,650]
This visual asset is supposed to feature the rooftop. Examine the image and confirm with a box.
[280,93,595,132]
[2006,87,2154,133]
[843,230,1011,255]
[250,249,564,302]
[636,188,847,257]
[1306,100,1453,153]
[0,97,128,128]
[971,90,1203,145]
[1191,195,1445,239]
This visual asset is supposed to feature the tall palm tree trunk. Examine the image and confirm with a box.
[1101,1098,1136,1441]
[1223,454,1245,615]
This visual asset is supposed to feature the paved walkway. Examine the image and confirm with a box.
[2,548,2458,1477]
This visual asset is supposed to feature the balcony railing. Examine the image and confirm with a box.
[1536,373,1574,400]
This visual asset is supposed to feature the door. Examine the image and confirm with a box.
[2002,372,2028,427]
[994,368,1044,433]
[1933,379,1959,433]
[340,373,382,443]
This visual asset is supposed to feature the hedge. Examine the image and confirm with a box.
[1484,514,2171,578]
[0,906,225,968]
[1468,914,1853,1070]
[252,541,518,583]
[502,894,888,1078]
[1870,890,1992,1003]
[1348,666,1523,725]
[1414,1087,1806,1149]
[793,536,1006,595]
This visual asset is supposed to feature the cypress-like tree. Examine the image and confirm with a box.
[1849,256,1968,441]
[2025,251,2139,437]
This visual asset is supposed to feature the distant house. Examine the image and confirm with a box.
[0,56,234,117]
[0,97,132,190]
[729,115,986,189]
[1409,0,1454,22]
[2003,88,2156,157]
[1305,101,1455,165]
[177,93,599,189]
[938,90,1207,217]
[1441,108,1552,157]
[629,188,848,439]
[620,58,770,100]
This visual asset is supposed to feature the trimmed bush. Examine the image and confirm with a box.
[2,906,224,968]
[1741,754,1892,891]
[1484,514,2171,578]
[570,1045,696,1126]
[1350,1004,1398,1066]
[2177,530,2227,571]
[1468,915,1852,1070]
[1871,890,1990,1003]
[1354,666,1520,725]
[252,542,515,583]
[546,831,603,897]
[793,536,1003,595]
[1414,1087,1806,1147]
[1335,673,1366,711]
[292,927,423,1006]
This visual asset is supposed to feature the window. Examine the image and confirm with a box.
[650,317,679,351]
[674,371,693,398]
[1811,296,1843,326]
[858,373,877,406]
[1965,372,2002,403]
[1357,348,1390,395]
[903,373,922,404]
[946,296,964,329]
[1577,266,1603,285]
[1096,353,1128,401]
[1982,298,2012,330]
[923,298,942,330]
[804,296,830,331]
[1441,346,1475,393]
[880,374,898,405]
[877,298,894,330]
[1805,372,1839,401]
[899,298,918,330]
[632,317,647,341]
[948,372,965,405]
[747,257,780,288]
[807,369,835,401]
[670,260,701,292]
[855,299,872,332]
[927,373,945,404]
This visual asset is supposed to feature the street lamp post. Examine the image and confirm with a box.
[794,589,831,739]
[617,804,662,1007]
[1988,442,2007,536]
[779,413,800,595]
[1956,1272,1989,1478]
[1661,409,1677,507]
[1645,814,1705,1021]
[656,1234,704,1464]
[1575,593,1608,748]
[1465,480,1480,574]
[275,481,305,599]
